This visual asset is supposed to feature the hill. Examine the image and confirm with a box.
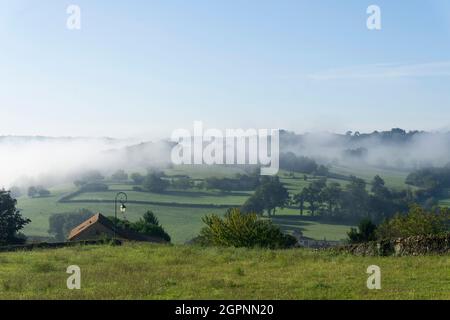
[0,243,448,299]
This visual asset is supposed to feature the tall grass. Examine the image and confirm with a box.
[0,243,448,300]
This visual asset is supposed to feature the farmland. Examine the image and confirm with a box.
[16,163,449,244]
[17,166,359,244]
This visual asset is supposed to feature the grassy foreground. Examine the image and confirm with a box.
[0,244,449,300]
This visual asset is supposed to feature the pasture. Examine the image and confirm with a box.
[17,164,433,244]
[0,243,448,300]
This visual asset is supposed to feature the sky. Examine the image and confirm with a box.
[1,0,450,139]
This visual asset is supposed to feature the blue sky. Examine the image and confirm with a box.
[1,0,450,138]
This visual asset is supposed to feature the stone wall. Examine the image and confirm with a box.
[334,234,450,256]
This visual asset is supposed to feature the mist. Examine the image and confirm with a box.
[2,129,450,191]
[0,136,171,189]
[282,130,450,170]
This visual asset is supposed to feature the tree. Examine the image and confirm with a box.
[79,170,105,183]
[48,209,93,241]
[255,177,289,216]
[347,218,377,243]
[111,169,128,181]
[80,183,108,192]
[279,152,318,174]
[9,187,22,199]
[28,186,38,198]
[293,192,305,215]
[241,195,265,215]
[371,175,391,199]
[315,165,329,177]
[341,176,369,220]
[376,205,450,240]
[130,172,145,185]
[142,210,159,226]
[38,188,51,197]
[320,182,342,216]
[172,176,193,190]
[197,208,297,249]
[28,186,51,198]
[109,210,171,242]
[0,190,31,245]
[143,173,169,193]
[301,186,320,216]
[301,178,326,216]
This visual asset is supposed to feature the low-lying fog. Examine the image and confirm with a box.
[0,136,171,189]
[1,129,450,190]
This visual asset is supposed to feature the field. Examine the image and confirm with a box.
[17,164,446,244]
[17,166,359,244]
[0,243,448,300]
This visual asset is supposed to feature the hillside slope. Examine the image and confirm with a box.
[0,244,448,300]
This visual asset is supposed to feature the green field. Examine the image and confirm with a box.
[17,166,357,244]
[70,189,252,206]
[18,164,440,244]
[0,243,448,299]
[331,165,412,190]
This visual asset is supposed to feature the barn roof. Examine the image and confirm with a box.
[68,213,167,243]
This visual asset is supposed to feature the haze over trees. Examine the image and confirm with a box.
[111,169,128,181]
[27,186,51,198]
[143,171,170,193]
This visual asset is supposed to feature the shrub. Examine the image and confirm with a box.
[130,173,145,185]
[109,211,171,242]
[80,183,109,192]
[27,186,50,198]
[376,205,449,240]
[197,208,297,249]
[143,173,169,193]
[347,218,377,243]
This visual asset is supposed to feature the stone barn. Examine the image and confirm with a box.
[68,213,167,243]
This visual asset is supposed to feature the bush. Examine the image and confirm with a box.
[347,218,377,243]
[376,205,449,240]
[197,208,297,249]
[109,211,171,242]
[279,152,318,174]
[143,173,169,193]
[28,186,50,198]
[130,173,145,185]
[80,183,109,192]
[171,176,194,190]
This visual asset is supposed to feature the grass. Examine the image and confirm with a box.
[19,194,220,244]
[331,164,412,190]
[17,164,435,244]
[271,215,354,241]
[17,169,354,244]
[0,243,448,299]
[69,189,252,206]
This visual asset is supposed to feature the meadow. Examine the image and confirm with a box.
[17,164,445,244]
[0,243,448,300]
[17,166,359,243]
